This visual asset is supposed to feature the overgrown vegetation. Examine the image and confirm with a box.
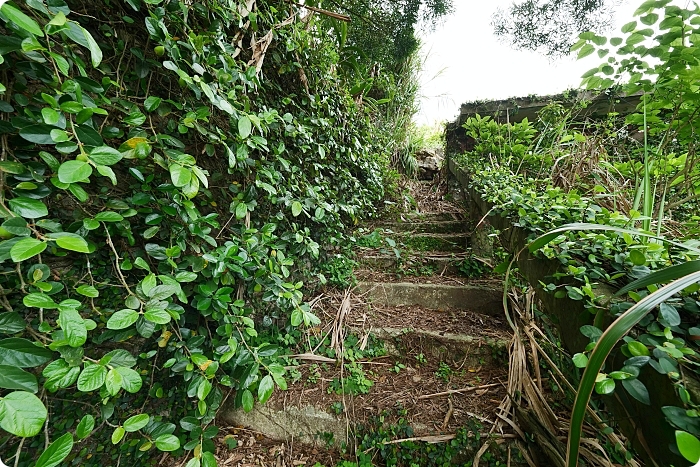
[0,0,437,465]
[456,2,700,464]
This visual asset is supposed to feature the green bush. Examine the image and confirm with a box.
[0,0,413,464]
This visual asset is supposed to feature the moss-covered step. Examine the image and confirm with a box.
[356,251,466,275]
[378,220,466,234]
[356,281,502,315]
[396,232,470,252]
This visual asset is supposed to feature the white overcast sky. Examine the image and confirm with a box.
[415,0,641,125]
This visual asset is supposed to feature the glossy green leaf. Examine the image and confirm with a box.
[621,378,650,405]
[9,197,48,218]
[10,238,46,262]
[238,115,252,139]
[58,160,92,183]
[123,413,149,432]
[0,391,47,437]
[235,202,247,219]
[202,452,216,467]
[59,307,87,347]
[105,368,122,396]
[169,163,191,187]
[154,433,180,451]
[111,426,125,444]
[54,234,90,253]
[572,353,588,368]
[76,285,99,298]
[77,363,107,392]
[676,431,700,463]
[291,201,302,217]
[241,388,254,412]
[143,308,171,324]
[0,312,25,334]
[35,433,74,467]
[41,108,60,125]
[659,302,681,326]
[0,365,38,393]
[81,26,102,67]
[107,309,139,330]
[19,124,57,144]
[89,146,122,166]
[1,4,43,35]
[23,293,58,309]
[115,367,142,393]
[258,374,274,404]
[144,96,162,112]
[0,338,53,368]
[76,414,95,440]
[95,165,117,185]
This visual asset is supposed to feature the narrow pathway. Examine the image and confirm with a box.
[206,179,513,466]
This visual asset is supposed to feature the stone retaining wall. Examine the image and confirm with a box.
[448,159,689,467]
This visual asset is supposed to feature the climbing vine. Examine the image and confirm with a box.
[0,0,411,465]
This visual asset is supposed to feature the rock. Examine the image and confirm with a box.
[415,148,444,180]
[219,404,348,446]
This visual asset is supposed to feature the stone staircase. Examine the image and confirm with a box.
[219,181,510,463]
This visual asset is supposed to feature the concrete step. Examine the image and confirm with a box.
[357,252,465,275]
[377,219,466,234]
[398,232,469,252]
[221,325,509,447]
[356,281,502,316]
[402,212,466,223]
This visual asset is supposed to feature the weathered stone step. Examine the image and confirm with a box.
[371,326,509,365]
[356,281,502,315]
[402,212,466,223]
[397,232,469,252]
[377,219,466,234]
[220,326,509,447]
[357,252,465,275]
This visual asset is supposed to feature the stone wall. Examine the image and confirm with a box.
[448,160,690,467]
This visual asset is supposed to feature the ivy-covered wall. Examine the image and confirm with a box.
[0,0,416,465]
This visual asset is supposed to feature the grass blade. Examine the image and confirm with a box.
[615,260,700,296]
[567,270,700,467]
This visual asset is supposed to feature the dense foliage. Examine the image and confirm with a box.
[0,0,428,465]
[457,3,700,462]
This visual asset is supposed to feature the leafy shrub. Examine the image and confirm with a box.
[0,0,407,464]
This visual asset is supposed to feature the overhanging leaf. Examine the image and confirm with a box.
[10,238,47,262]
[1,4,43,36]
[8,197,48,218]
[35,432,74,467]
[0,391,47,437]
[0,365,39,393]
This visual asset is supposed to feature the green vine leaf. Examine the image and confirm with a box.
[10,238,47,262]
[0,365,39,393]
[58,160,93,184]
[8,197,48,218]
[35,432,74,467]
[0,391,47,437]
[0,3,43,36]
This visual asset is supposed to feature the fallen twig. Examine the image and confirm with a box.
[417,383,501,400]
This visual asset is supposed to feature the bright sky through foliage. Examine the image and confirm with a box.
[416,0,639,125]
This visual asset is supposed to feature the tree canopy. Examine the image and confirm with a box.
[492,0,617,57]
